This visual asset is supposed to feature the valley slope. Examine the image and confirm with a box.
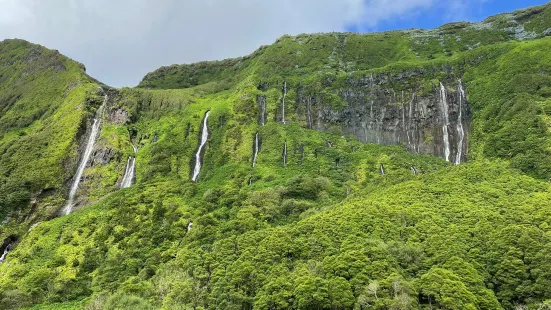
[1,3,551,310]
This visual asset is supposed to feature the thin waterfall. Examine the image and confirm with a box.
[252,132,260,168]
[411,166,418,176]
[62,94,107,215]
[0,243,13,264]
[187,221,193,232]
[455,80,466,165]
[282,82,287,124]
[120,158,136,189]
[283,141,287,167]
[259,96,267,126]
[192,111,210,182]
[120,145,137,189]
[408,92,415,147]
[380,164,385,175]
[439,83,451,162]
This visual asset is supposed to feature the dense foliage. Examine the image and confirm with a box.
[1,3,551,310]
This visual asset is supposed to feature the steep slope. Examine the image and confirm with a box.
[0,39,103,221]
[1,3,551,310]
[139,2,551,178]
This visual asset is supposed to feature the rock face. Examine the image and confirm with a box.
[271,73,470,163]
[90,148,117,166]
[107,107,129,124]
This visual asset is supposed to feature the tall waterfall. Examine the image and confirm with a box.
[283,141,287,167]
[62,95,107,215]
[439,83,451,162]
[455,80,466,165]
[282,82,287,124]
[192,111,210,182]
[252,132,260,168]
[380,164,385,175]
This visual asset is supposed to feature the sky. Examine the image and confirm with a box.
[0,0,548,87]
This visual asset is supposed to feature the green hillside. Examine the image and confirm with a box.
[1,3,551,310]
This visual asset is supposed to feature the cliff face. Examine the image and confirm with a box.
[254,72,470,163]
[300,78,469,163]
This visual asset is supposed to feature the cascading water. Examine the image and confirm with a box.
[439,83,451,162]
[187,221,193,232]
[259,97,267,126]
[455,80,466,165]
[192,111,210,182]
[282,82,287,124]
[407,92,415,150]
[62,94,107,215]
[306,97,313,129]
[120,158,136,189]
[0,243,12,264]
[120,145,137,189]
[252,132,260,168]
[283,141,287,167]
[411,166,418,176]
[380,164,385,175]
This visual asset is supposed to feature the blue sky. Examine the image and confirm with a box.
[348,0,550,32]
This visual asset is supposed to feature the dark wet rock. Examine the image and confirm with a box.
[90,148,117,166]
[108,107,129,124]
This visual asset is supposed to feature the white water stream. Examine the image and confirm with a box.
[439,83,451,162]
[455,80,466,165]
[192,111,210,182]
[62,95,107,215]
[252,132,259,168]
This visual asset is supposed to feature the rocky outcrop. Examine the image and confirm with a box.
[107,107,129,124]
[90,148,117,166]
[259,71,471,163]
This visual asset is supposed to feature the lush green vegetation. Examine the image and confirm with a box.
[1,3,551,310]
[0,39,102,221]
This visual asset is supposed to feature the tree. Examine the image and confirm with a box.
[419,267,477,310]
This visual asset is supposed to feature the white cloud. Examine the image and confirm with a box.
[0,0,485,87]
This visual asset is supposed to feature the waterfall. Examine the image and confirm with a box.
[411,166,418,176]
[62,94,107,215]
[408,92,415,147]
[439,83,451,162]
[252,132,260,168]
[192,111,210,182]
[120,145,137,189]
[120,157,136,189]
[305,97,313,129]
[282,82,287,124]
[455,80,466,165]
[187,221,193,232]
[283,141,287,167]
[0,244,12,264]
[259,97,267,126]
[380,164,385,175]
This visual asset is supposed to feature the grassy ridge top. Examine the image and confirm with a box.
[138,2,551,90]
